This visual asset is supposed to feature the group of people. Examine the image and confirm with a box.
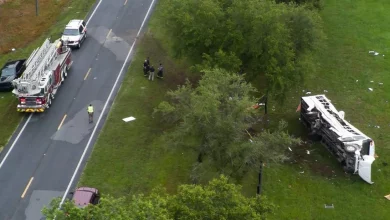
[143,57,163,81]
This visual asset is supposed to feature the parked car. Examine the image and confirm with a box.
[0,59,26,91]
[71,187,100,208]
[61,19,87,49]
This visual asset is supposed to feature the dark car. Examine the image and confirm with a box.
[0,59,26,91]
[71,187,100,208]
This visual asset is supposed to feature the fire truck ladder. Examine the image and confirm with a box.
[21,38,57,83]
[316,95,359,136]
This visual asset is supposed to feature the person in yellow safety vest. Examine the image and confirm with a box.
[87,104,94,123]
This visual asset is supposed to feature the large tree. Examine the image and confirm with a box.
[42,176,275,220]
[155,68,301,178]
[159,0,324,101]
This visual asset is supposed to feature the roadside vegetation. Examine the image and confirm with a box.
[0,0,96,151]
[77,0,390,219]
[44,175,275,219]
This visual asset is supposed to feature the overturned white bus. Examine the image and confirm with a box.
[298,94,375,184]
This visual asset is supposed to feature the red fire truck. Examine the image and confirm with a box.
[12,38,72,112]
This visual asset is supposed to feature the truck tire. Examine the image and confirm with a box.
[344,145,357,153]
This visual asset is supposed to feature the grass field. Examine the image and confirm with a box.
[80,0,390,219]
[0,0,96,151]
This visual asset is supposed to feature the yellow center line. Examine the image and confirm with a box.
[21,177,34,198]
[124,0,127,5]
[106,29,112,39]
[58,114,67,130]
[84,68,92,80]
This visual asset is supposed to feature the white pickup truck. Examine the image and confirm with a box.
[298,94,376,184]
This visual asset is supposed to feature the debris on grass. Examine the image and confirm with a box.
[368,88,373,91]
[306,91,311,95]
[288,147,292,151]
[122,116,136,122]
[324,204,334,209]
[379,82,383,85]
[323,90,328,93]
[356,80,359,82]
[299,171,304,174]
[370,80,374,83]
[306,150,310,155]
[384,195,390,200]
[369,51,380,56]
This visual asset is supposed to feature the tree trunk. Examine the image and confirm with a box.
[197,152,203,163]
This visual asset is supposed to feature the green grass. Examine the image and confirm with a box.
[80,0,390,219]
[78,26,199,196]
[261,0,390,219]
[0,0,96,151]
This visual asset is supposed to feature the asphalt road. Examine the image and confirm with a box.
[0,0,154,219]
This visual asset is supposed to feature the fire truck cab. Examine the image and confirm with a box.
[12,38,72,112]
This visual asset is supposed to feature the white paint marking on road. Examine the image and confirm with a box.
[21,177,34,198]
[59,0,157,208]
[124,0,128,6]
[0,114,33,169]
[0,0,103,172]
[86,0,103,26]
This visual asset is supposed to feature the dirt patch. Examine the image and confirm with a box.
[0,0,69,54]
[0,0,11,5]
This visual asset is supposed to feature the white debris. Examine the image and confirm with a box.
[368,88,373,91]
[249,139,253,143]
[299,171,304,174]
[323,90,328,93]
[306,150,310,155]
[379,82,383,85]
[356,80,359,82]
[11,48,15,51]
[288,147,292,152]
[306,92,311,95]
[375,52,379,56]
[369,51,375,54]
[122,116,136,122]
[370,81,374,83]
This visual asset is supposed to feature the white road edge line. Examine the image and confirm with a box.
[59,0,156,207]
[0,114,33,169]
[0,0,103,170]
[86,0,103,26]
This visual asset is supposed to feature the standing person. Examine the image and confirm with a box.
[157,63,164,78]
[143,64,149,77]
[149,65,155,81]
[87,104,94,123]
[143,59,149,77]
[144,57,150,67]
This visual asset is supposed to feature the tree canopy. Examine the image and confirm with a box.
[155,68,301,178]
[42,175,275,220]
[159,0,324,101]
